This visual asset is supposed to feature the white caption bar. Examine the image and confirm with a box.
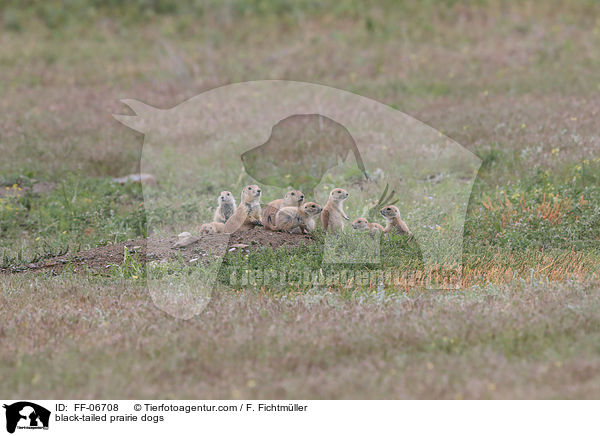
[0,400,597,435]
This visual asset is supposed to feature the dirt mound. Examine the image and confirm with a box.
[228,227,313,247]
[7,229,314,274]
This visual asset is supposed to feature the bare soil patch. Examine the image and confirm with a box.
[3,228,314,275]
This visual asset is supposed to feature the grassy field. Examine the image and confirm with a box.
[1,0,600,399]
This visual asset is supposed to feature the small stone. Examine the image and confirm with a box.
[112,173,157,185]
[172,234,199,248]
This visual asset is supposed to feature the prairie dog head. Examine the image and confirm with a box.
[329,188,349,203]
[199,223,216,234]
[218,191,235,205]
[241,184,262,203]
[302,202,322,216]
[380,205,400,220]
[283,190,305,207]
[352,217,369,230]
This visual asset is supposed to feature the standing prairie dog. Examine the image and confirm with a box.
[213,191,236,224]
[351,217,385,236]
[262,190,304,230]
[224,185,263,233]
[380,205,410,235]
[276,202,322,233]
[321,188,349,233]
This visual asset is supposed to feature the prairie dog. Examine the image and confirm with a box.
[213,191,236,224]
[172,231,199,248]
[380,205,410,235]
[276,202,322,233]
[321,188,349,233]
[212,222,225,233]
[224,185,263,233]
[352,217,385,235]
[199,222,226,234]
[262,190,304,230]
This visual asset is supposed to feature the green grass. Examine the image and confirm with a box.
[0,175,145,269]
[3,159,597,284]
[1,0,600,399]
[216,230,424,291]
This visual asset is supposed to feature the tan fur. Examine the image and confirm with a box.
[199,223,215,234]
[224,185,263,233]
[212,222,225,233]
[380,205,410,235]
[276,202,322,233]
[370,222,385,233]
[262,190,304,230]
[213,191,236,224]
[352,217,384,236]
[199,222,226,235]
[321,188,349,233]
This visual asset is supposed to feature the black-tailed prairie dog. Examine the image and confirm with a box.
[276,202,322,233]
[380,205,410,235]
[200,222,225,234]
[224,185,263,233]
[213,191,236,224]
[321,188,349,233]
[351,217,385,236]
[262,189,304,230]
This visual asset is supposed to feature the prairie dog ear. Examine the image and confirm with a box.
[112,99,162,133]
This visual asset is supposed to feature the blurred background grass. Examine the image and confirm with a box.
[2,0,600,400]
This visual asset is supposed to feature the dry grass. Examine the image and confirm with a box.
[1,273,600,399]
[462,250,598,287]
